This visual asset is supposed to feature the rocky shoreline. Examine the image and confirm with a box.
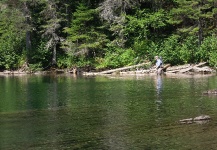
[0,62,216,76]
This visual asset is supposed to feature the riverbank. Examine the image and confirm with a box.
[0,62,216,77]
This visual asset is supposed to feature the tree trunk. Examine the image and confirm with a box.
[26,30,31,51]
[52,44,57,65]
[198,18,203,46]
[24,2,32,63]
[98,62,151,74]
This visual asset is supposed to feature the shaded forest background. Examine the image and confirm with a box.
[0,0,217,71]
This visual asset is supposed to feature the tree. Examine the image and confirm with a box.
[63,3,109,68]
[98,0,139,47]
[169,0,217,45]
[0,3,26,69]
[40,0,64,67]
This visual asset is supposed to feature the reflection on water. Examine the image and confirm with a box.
[0,74,217,149]
[155,75,163,126]
[155,75,163,103]
[156,75,163,95]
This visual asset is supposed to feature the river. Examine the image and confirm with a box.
[0,74,217,149]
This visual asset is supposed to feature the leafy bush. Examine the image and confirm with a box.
[159,35,182,65]
[0,7,25,70]
[179,36,198,63]
[198,36,217,67]
[96,47,136,69]
[29,40,52,69]
[0,32,25,70]
[133,40,159,63]
[28,63,43,72]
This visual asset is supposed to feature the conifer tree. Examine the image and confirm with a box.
[0,3,26,69]
[40,0,64,67]
[64,2,108,67]
[169,0,217,45]
[98,0,139,47]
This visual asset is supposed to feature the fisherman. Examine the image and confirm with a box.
[155,56,163,75]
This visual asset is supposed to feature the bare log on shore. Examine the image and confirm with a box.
[166,62,215,74]
[96,62,151,74]
[82,62,215,76]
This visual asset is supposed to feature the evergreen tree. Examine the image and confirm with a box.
[169,0,217,45]
[0,0,216,70]
[98,0,139,47]
[40,0,64,67]
[0,3,26,69]
[64,3,108,68]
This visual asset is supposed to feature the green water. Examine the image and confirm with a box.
[0,74,217,150]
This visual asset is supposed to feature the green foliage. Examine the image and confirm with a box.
[125,10,149,44]
[63,51,94,69]
[179,36,198,63]
[209,51,217,67]
[198,36,217,67]
[170,0,216,39]
[160,35,200,65]
[160,35,182,65]
[0,0,217,71]
[149,9,168,29]
[0,7,26,69]
[57,53,73,69]
[125,8,169,43]
[133,39,161,64]
[28,40,51,69]
[96,47,135,69]
[28,63,43,72]
[63,2,109,68]
[64,3,101,50]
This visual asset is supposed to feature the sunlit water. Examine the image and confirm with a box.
[0,74,217,150]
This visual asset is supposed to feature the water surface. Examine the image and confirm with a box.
[0,74,217,149]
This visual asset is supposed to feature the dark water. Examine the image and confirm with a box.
[0,74,217,150]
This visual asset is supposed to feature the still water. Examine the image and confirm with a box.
[0,74,217,150]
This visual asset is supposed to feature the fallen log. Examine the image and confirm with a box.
[195,62,207,67]
[166,64,191,71]
[179,66,193,73]
[193,66,213,73]
[97,62,151,74]
[162,64,171,71]
[179,115,211,124]
[203,89,217,95]
[83,62,214,76]
[166,62,215,74]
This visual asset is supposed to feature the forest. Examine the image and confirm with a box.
[0,0,217,72]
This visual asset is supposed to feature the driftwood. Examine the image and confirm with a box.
[164,62,215,74]
[179,115,211,124]
[167,64,191,73]
[203,89,217,95]
[1,61,214,76]
[119,64,171,75]
[90,62,215,75]
[97,62,151,74]
[162,64,171,71]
